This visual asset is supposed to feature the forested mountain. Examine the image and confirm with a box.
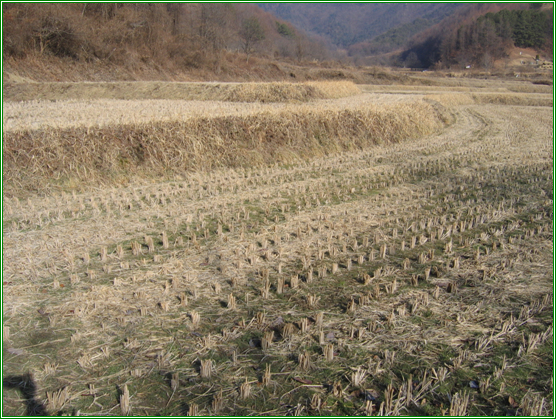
[259,3,553,68]
[2,3,333,74]
[3,2,552,80]
[258,3,465,51]
[347,4,465,59]
[399,3,553,69]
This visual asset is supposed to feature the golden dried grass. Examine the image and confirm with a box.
[3,99,445,195]
[3,80,360,103]
[425,92,553,107]
[424,93,476,107]
[1,91,420,132]
[219,80,360,103]
[306,81,361,99]
[471,93,553,107]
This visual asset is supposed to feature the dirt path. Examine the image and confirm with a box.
[2,100,552,416]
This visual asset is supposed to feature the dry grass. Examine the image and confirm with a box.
[471,92,553,107]
[2,77,553,416]
[424,92,553,108]
[3,93,420,132]
[219,80,361,102]
[6,78,550,133]
[3,80,360,103]
[362,77,553,95]
[2,91,407,133]
[3,98,445,196]
[306,81,362,99]
[423,93,476,107]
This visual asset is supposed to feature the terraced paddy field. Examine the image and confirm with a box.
[2,79,553,416]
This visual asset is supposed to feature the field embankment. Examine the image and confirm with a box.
[2,80,361,103]
[5,78,554,197]
[2,97,447,196]
[422,92,553,108]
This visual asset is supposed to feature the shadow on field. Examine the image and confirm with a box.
[3,373,48,416]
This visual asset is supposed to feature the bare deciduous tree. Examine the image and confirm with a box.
[239,17,265,62]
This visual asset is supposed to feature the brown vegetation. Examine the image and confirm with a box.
[2,74,553,416]
[2,3,334,83]
[399,3,552,69]
[2,80,361,103]
[3,87,446,196]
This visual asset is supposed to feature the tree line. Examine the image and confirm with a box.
[2,3,333,72]
[400,6,553,69]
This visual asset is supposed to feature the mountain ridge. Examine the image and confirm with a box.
[258,3,465,50]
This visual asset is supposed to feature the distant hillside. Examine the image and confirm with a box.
[2,3,336,83]
[398,3,553,69]
[258,3,465,51]
[347,4,463,60]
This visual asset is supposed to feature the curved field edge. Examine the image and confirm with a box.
[2,80,361,103]
[2,100,448,197]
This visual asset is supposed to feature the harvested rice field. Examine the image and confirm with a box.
[2,78,553,416]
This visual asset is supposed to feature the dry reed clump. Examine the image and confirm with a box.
[46,387,70,412]
[221,81,360,103]
[120,384,130,416]
[3,99,444,195]
[306,81,362,99]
